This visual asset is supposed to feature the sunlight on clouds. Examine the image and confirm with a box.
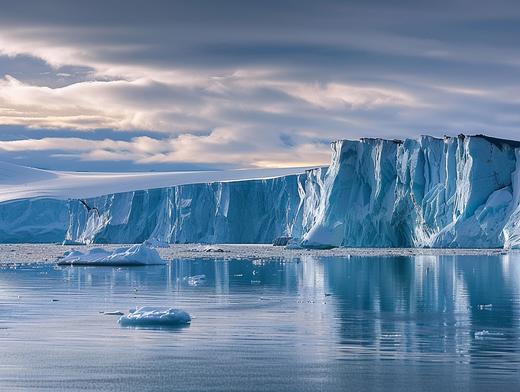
[0,75,213,131]
[2,2,520,170]
[0,73,424,133]
[280,82,424,110]
[0,130,331,168]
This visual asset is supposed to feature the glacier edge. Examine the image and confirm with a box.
[3,134,520,249]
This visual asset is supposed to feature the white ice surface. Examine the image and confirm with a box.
[0,161,308,203]
[118,307,191,327]
[57,243,165,266]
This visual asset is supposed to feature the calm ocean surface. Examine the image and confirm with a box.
[1,254,520,391]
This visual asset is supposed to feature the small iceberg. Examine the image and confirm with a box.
[185,274,206,286]
[118,307,191,327]
[57,244,166,266]
[103,310,125,316]
[474,330,504,340]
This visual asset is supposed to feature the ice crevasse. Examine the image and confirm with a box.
[4,134,520,249]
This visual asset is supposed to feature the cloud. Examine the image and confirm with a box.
[0,72,425,135]
[0,130,331,168]
[2,1,520,170]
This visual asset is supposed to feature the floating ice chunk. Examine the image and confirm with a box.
[144,238,170,248]
[118,307,191,327]
[185,274,206,286]
[103,311,124,316]
[57,244,166,266]
[474,330,504,340]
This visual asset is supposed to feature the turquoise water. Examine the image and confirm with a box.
[1,254,520,391]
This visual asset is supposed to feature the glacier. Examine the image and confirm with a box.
[302,135,520,248]
[4,134,520,249]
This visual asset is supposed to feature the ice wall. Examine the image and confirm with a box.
[302,135,519,248]
[65,175,305,244]
[3,135,520,248]
[0,198,68,243]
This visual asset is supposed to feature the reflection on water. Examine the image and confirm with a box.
[1,254,520,391]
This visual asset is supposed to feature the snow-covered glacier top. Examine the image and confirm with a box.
[0,161,309,203]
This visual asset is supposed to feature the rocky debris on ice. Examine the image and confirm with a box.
[57,243,166,266]
[187,245,228,253]
[203,246,227,253]
[118,306,191,327]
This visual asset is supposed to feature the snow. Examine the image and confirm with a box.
[57,243,166,266]
[118,307,191,327]
[0,161,308,203]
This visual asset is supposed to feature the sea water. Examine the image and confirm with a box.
[1,253,519,391]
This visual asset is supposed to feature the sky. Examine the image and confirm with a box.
[1,0,520,171]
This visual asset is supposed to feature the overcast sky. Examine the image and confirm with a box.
[1,0,520,171]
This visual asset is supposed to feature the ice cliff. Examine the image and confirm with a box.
[4,134,520,248]
[65,176,306,244]
[302,135,520,248]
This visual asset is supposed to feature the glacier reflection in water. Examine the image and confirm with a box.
[1,254,520,391]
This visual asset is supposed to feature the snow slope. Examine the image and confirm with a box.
[0,161,308,203]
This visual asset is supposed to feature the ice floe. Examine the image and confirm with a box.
[474,330,505,340]
[103,311,125,316]
[185,274,206,286]
[118,307,191,327]
[57,243,166,266]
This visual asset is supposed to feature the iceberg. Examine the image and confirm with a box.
[4,134,520,249]
[118,307,191,327]
[57,243,166,266]
[185,274,207,286]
